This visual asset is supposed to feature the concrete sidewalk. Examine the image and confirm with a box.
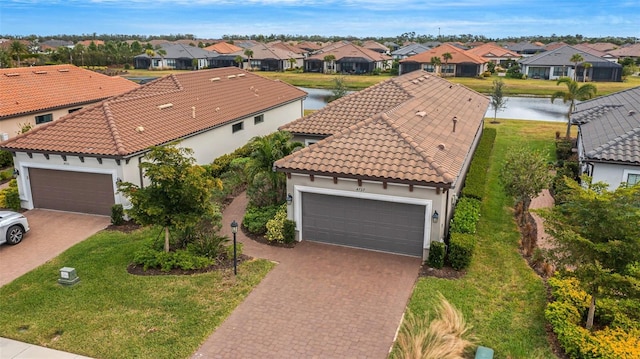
[0,337,92,359]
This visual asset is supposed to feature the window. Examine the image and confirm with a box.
[553,66,568,77]
[68,107,81,113]
[166,59,176,68]
[254,114,264,125]
[232,122,244,133]
[35,113,53,125]
[423,64,435,73]
[304,139,318,146]
[441,64,454,74]
[627,173,640,186]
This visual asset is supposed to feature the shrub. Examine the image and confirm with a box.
[427,241,445,269]
[0,150,13,168]
[0,170,13,181]
[187,233,229,259]
[461,128,497,200]
[449,197,481,234]
[555,137,573,160]
[545,276,640,359]
[0,180,21,211]
[448,233,476,270]
[110,204,125,225]
[265,204,296,243]
[224,241,243,260]
[243,204,281,235]
[133,246,213,272]
[482,70,491,77]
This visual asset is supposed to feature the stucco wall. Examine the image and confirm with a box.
[285,173,446,259]
[591,162,640,189]
[1,105,87,139]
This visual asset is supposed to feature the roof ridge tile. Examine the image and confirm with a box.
[103,102,127,155]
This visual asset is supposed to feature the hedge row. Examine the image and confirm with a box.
[546,276,640,359]
[449,197,481,234]
[0,179,20,211]
[203,143,252,178]
[461,127,497,201]
[448,233,476,271]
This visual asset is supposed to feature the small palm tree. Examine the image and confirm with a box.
[430,56,442,75]
[570,53,584,81]
[582,62,592,82]
[234,55,243,68]
[323,54,336,73]
[244,49,254,70]
[442,52,452,77]
[551,77,597,138]
[9,40,28,67]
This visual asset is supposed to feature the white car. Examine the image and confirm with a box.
[0,211,30,245]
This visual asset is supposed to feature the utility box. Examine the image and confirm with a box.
[475,346,494,359]
[58,267,80,286]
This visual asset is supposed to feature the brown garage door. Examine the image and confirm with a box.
[301,192,426,257]
[29,168,114,215]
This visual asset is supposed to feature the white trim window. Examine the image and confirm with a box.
[622,169,640,186]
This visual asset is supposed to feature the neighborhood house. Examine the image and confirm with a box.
[0,67,307,215]
[277,71,489,260]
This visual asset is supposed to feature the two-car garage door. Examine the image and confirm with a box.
[301,192,426,257]
[28,168,115,216]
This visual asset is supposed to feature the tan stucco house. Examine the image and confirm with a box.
[276,71,489,259]
[0,67,306,215]
[0,64,138,139]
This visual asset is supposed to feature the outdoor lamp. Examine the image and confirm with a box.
[286,193,293,205]
[230,220,238,275]
[432,210,439,223]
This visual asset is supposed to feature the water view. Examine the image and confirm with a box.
[300,87,570,123]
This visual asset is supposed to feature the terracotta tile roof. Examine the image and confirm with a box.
[276,71,489,187]
[205,42,243,54]
[465,43,520,60]
[247,43,304,60]
[607,43,640,57]
[583,42,619,52]
[296,41,323,51]
[269,41,306,54]
[362,40,390,52]
[0,64,139,119]
[308,42,391,62]
[1,67,307,157]
[400,43,486,64]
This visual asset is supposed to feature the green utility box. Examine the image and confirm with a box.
[475,346,494,359]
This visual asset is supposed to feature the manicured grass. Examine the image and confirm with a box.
[118,67,639,96]
[0,227,274,359]
[401,120,565,359]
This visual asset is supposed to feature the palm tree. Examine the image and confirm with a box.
[582,62,592,82]
[551,77,597,138]
[430,56,442,75]
[570,53,584,81]
[442,52,452,77]
[323,54,336,73]
[244,49,254,70]
[234,55,243,68]
[9,40,27,67]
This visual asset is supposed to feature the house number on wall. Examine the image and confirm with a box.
[355,187,366,192]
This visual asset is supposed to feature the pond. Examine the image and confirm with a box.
[300,87,570,122]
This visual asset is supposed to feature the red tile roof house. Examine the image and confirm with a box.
[399,43,487,77]
[0,67,306,215]
[304,42,392,74]
[0,64,139,139]
[276,71,489,259]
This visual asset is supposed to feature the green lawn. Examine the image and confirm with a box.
[0,227,274,359]
[401,120,565,359]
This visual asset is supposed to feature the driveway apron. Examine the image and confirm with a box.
[0,209,109,287]
[193,193,421,358]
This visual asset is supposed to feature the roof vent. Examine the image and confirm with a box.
[227,75,236,79]
[4,73,19,77]
[237,73,245,77]
[416,111,427,118]
[215,107,220,112]
[210,77,221,82]
[630,110,637,116]
[136,126,145,133]
[452,116,458,133]
[33,71,47,74]
[192,106,196,119]
[438,143,446,150]
[157,103,173,110]
[58,69,69,72]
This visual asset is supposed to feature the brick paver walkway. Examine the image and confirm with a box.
[0,209,109,286]
[529,189,555,250]
[192,192,421,358]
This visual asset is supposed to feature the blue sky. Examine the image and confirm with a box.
[1,0,639,39]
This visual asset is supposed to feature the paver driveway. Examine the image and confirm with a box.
[0,209,109,286]
[193,193,421,359]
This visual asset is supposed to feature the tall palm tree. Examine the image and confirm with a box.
[9,40,27,67]
[570,53,584,81]
[551,77,597,138]
[582,62,592,82]
[442,52,452,77]
[244,49,254,70]
[323,54,335,73]
[430,56,442,75]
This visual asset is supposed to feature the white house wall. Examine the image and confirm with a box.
[1,106,86,139]
[285,173,446,260]
[179,100,303,164]
[591,162,640,190]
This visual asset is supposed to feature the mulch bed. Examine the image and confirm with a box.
[105,220,142,233]
[419,264,467,279]
[241,226,296,248]
[127,254,252,276]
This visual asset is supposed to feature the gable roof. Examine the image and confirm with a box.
[607,43,640,57]
[572,86,640,165]
[583,42,619,52]
[0,64,139,119]
[362,40,390,53]
[268,41,306,55]
[276,71,489,187]
[1,67,307,158]
[246,43,304,60]
[519,45,622,67]
[296,41,323,51]
[400,43,486,64]
[204,42,242,54]
[392,43,431,57]
[308,42,391,62]
[465,43,520,59]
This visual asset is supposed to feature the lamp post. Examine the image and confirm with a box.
[230,220,238,275]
